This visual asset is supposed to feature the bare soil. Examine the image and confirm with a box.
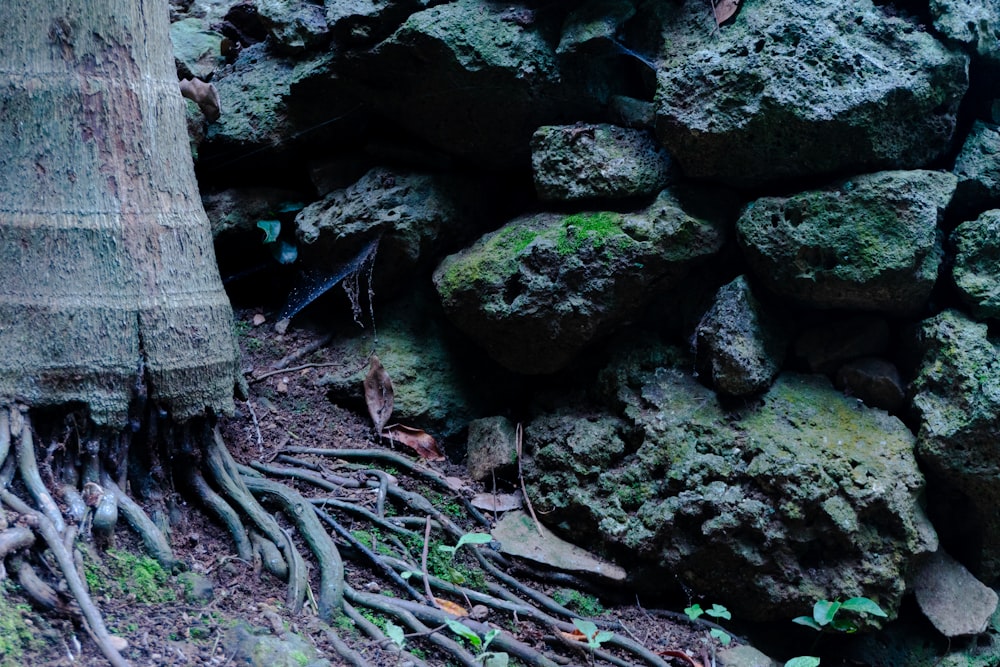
[5,308,755,667]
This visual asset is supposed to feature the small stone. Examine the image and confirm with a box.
[108,636,129,651]
[252,313,267,326]
[835,357,905,412]
[717,645,780,667]
[276,380,288,394]
[913,550,998,637]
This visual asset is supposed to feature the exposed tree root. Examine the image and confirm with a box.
[0,401,702,667]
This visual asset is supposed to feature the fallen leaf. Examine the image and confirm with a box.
[435,598,468,616]
[444,476,470,492]
[471,491,523,512]
[712,0,740,25]
[179,77,221,121]
[382,424,445,461]
[559,629,587,643]
[657,649,703,667]
[364,355,394,433]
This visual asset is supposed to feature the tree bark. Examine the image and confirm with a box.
[0,0,238,427]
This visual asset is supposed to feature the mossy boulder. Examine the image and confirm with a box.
[911,310,1000,581]
[653,0,968,188]
[523,343,936,621]
[951,209,1000,318]
[737,170,956,314]
[433,189,729,374]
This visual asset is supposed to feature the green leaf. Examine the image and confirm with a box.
[446,567,466,585]
[841,597,887,618]
[572,618,599,640]
[830,618,858,633]
[707,604,732,620]
[385,621,406,649]
[447,620,482,649]
[710,628,731,646]
[482,628,500,651]
[785,658,821,667]
[256,220,281,243]
[593,631,614,645]
[455,532,493,551]
[812,600,841,627]
[792,616,823,631]
[684,604,705,621]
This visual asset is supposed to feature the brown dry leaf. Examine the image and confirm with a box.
[471,491,523,512]
[435,598,468,616]
[559,629,588,643]
[657,649,703,667]
[712,0,740,25]
[363,355,394,433]
[444,476,470,492]
[179,77,222,121]
[382,424,446,461]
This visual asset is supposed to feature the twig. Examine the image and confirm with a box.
[272,333,333,370]
[421,516,437,606]
[245,399,263,453]
[516,423,543,537]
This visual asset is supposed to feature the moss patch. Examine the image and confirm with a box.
[556,212,630,256]
[437,223,538,298]
[0,583,47,667]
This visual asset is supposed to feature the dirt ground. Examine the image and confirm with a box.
[3,307,774,667]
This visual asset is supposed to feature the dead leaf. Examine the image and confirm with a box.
[179,77,221,121]
[471,491,523,512]
[435,598,468,617]
[712,0,740,25]
[560,629,588,643]
[444,476,470,492]
[657,649,703,667]
[382,424,445,461]
[363,355,394,433]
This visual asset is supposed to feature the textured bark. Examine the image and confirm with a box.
[0,1,238,426]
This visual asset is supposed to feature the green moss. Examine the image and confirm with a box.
[552,588,605,616]
[438,224,537,298]
[0,583,46,667]
[556,212,629,256]
[89,549,176,604]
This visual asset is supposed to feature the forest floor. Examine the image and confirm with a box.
[4,308,782,667]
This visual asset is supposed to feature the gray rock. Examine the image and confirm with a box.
[178,571,215,604]
[694,275,788,396]
[913,550,998,637]
[653,0,968,188]
[794,316,890,374]
[324,0,419,45]
[524,345,937,621]
[912,310,1000,581]
[835,357,906,413]
[931,0,1000,67]
[202,187,303,239]
[170,17,224,80]
[954,123,1000,217]
[466,416,518,482]
[328,0,593,168]
[530,124,670,202]
[226,622,330,667]
[952,209,1000,318]
[737,170,956,314]
[717,645,780,667]
[433,188,729,374]
[295,167,489,287]
[256,0,329,52]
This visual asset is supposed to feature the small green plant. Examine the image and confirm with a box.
[684,603,733,645]
[553,588,604,617]
[385,620,406,650]
[446,620,508,666]
[572,618,614,665]
[785,658,821,667]
[430,532,492,587]
[792,597,886,634]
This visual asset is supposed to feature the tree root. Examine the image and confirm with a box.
[0,401,713,667]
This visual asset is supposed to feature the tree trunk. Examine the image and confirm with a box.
[0,0,238,427]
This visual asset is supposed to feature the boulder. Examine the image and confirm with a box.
[523,344,937,621]
[931,0,1000,68]
[694,275,788,396]
[736,171,956,314]
[170,17,225,80]
[294,167,491,287]
[953,122,1000,218]
[912,549,998,638]
[324,0,420,46]
[466,416,519,482]
[911,310,1000,581]
[433,188,729,374]
[951,209,1000,318]
[653,0,968,188]
[531,124,670,202]
[834,357,906,413]
[256,0,329,52]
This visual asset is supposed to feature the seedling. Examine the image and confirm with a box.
[438,532,493,556]
[446,620,508,666]
[684,603,733,645]
[572,617,615,666]
[792,597,886,634]
[785,658,821,667]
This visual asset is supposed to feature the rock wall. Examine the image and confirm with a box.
[175,0,1000,625]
